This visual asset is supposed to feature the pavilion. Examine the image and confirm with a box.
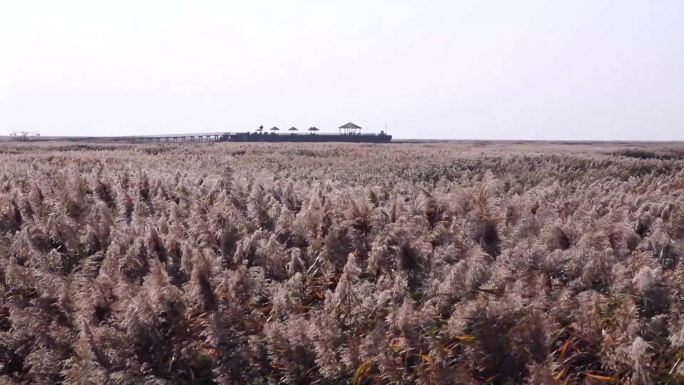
[339,122,362,135]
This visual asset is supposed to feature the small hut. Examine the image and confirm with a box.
[308,126,319,135]
[270,126,280,134]
[339,122,362,135]
[288,127,298,134]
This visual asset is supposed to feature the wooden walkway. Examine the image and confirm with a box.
[113,132,226,142]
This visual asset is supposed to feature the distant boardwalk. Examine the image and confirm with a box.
[4,123,393,143]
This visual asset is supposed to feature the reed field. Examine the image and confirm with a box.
[0,141,683,385]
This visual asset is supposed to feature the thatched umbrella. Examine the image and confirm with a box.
[308,126,319,134]
[270,126,280,132]
[288,127,298,133]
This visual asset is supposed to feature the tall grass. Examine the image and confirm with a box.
[0,141,683,384]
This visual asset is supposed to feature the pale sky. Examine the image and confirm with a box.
[1,1,683,140]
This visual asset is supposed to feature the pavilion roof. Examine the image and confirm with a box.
[339,122,362,129]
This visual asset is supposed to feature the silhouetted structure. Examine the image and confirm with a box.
[86,122,391,143]
[225,131,391,143]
